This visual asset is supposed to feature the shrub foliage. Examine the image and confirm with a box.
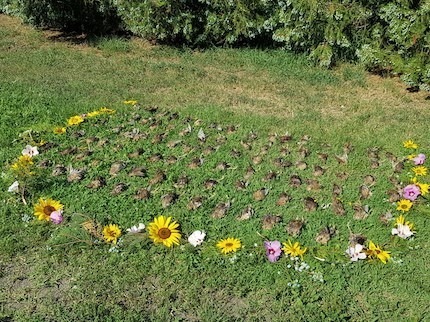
[1,0,429,89]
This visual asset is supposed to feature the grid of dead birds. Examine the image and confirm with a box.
[41,106,401,242]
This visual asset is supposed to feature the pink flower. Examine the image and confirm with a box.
[345,244,367,262]
[264,240,282,262]
[49,210,63,224]
[403,184,421,201]
[412,153,426,165]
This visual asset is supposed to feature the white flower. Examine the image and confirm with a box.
[22,145,39,157]
[7,181,19,193]
[346,244,367,262]
[392,224,414,239]
[188,230,206,247]
[126,223,145,234]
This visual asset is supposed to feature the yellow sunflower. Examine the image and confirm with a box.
[53,127,66,134]
[403,140,418,149]
[148,216,181,247]
[67,115,84,126]
[216,237,241,254]
[396,199,413,212]
[412,166,427,176]
[282,240,307,259]
[102,224,121,244]
[367,241,390,264]
[33,198,63,221]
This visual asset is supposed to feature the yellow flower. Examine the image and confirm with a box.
[11,155,34,175]
[148,216,181,247]
[123,100,138,105]
[412,166,427,176]
[417,182,429,195]
[282,240,307,259]
[403,140,418,149]
[396,199,413,212]
[367,241,390,264]
[33,198,63,221]
[99,107,116,114]
[87,110,101,118]
[395,215,414,230]
[67,115,84,126]
[216,237,241,254]
[407,154,416,160]
[53,127,66,134]
[102,224,121,244]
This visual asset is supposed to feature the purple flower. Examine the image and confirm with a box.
[413,153,426,165]
[264,240,282,262]
[50,210,63,224]
[403,184,421,201]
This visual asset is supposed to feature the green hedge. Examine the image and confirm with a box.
[1,0,429,90]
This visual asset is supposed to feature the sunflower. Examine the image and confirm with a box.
[396,199,413,212]
[67,115,84,126]
[102,224,121,244]
[412,166,427,176]
[34,198,63,221]
[403,140,418,149]
[282,240,307,259]
[148,216,181,247]
[217,237,241,254]
[367,241,390,264]
[53,127,66,134]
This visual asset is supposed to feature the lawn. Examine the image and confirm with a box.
[1,14,430,321]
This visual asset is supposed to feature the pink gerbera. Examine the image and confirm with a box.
[264,240,282,262]
[403,184,421,201]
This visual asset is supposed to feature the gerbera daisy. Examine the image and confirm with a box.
[367,241,390,264]
[403,140,418,149]
[33,198,63,221]
[412,166,427,176]
[217,237,241,254]
[102,224,121,244]
[148,216,181,247]
[282,240,307,259]
[67,115,84,126]
[396,199,413,212]
[53,127,66,134]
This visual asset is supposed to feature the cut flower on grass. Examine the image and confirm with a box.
[403,184,421,201]
[67,115,84,126]
[412,153,426,165]
[367,241,390,264]
[346,244,367,262]
[126,223,145,234]
[188,230,206,247]
[412,166,427,176]
[103,224,121,244]
[396,199,413,212]
[264,240,282,262]
[53,127,66,134]
[7,181,19,193]
[392,215,414,239]
[33,198,63,221]
[282,240,307,259]
[148,216,181,247]
[98,107,116,114]
[403,140,418,149]
[22,145,39,157]
[217,237,241,254]
[123,100,138,105]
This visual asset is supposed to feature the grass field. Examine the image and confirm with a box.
[1,14,430,321]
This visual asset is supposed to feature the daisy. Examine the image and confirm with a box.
[217,237,241,254]
[367,241,390,264]
[396,199,413,212]
[403,140,418,149]
[103,224,121,244]
[412,166,427,176]
[33,198,63,221]
[282,240,307,259]
[148,216,181,247]
[67,115,84,126]
[53,127,66,134]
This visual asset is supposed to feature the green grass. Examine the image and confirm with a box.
[1,14,430,321]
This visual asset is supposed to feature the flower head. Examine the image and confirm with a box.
[53,127,66,134]
[412,166,427,176]
[33,198,63,221]
[103,224,121,244]
[403,140,418,149]
[7,181,19,193]
[417,182,429,195]
[412,153,426,165]
[99,107,116,114]
[217,237,241,254]
[264,240,282,262]
[391,215,414,239]
[123,100,138,105]
[148,216,181,247]
[87,110,101,118]
[22,145,39,157]
[396,199,413,212]
[67,115,84,126]
[282,240,307,259]
[346,243,367,262]
[367,241,390,264]
[188,230,206,247]
[126,223,145,234]
[402,184,421,201]
[49,210,64,224]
